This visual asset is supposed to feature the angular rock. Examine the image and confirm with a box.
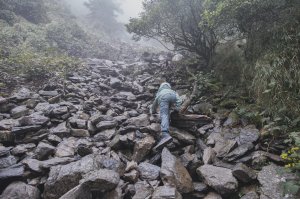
[224,143,254,162]
[35,142,55,160]
[55,138,76,157]
[237,126,260,145]
[39,90,59,97]
[138,162,160,180]
[0,155,17,169]
[0,181,40,199]
[132,135,155,162]
[123,169,139,183]
[0,119,19,130]
[11,105,29,119]
[81,169,120,191]
[160,148,194,193]
[12,88,32,101]
[0,164,24,181]
[152,186,182,199]
[132,181,153,199]
[240,192,259,199]
[0,146,11,157]
[232,163,257,183]
[197,165,238,195]
[76,143,92,157]
[213,140,237,158]
[44,155,99,199]
[96,121,117,130]
[71,129,90,137]
[193,182,208,193]
[169,127,196,145]
[0,130,14,143]
[203,147,216,164]
[50,122,70,137]
[204,192,222,199]
[94,128,115,141]
[11,143,36,156]
[19,112,49,126]
[59,184,92,199]
[125,114,150,127]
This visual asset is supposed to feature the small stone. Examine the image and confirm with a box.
[71,129,90,137]
[123,169,139,183]
[132,135,155,162]
[203,147,216,164]
[0,181,40,199]
[204,192,222,199]
[232,163,257,183]
[11,105,29,119]
[35,142,55,160]
[152,186,182,199]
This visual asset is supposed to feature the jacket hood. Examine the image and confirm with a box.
[158,82,171,93]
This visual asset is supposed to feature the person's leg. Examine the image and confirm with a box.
[160,100,170,134]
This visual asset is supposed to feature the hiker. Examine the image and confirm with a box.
[150,82,182,150]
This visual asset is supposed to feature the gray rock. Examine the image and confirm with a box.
[197,165,238,195]
[204,192,222,199]
[0,146,11,157]
[132,135,155,162]
[0,131,14,143]
[125,114,150,127]
[138,162,160,180]
[59,184,92,199]
[213,140,237,158]
[240,192,259,199]
[0,181,40,199]
[55,138,76,157]
[170,127,196,144]
[12,88,32,101]
[71,129,90,137]
[96,121,117,130]
[132,181,153,199]
[224,143,254,162]
[223,112,240,127]
[152,186,182,199]
[11,143,36,156]
[35,142,55,160]
[81,169,120,191]
[34,103,59,115]
[193,182,208,193]
[0,155,17,169]
[232,163,257,183]
[123,169,139,183]
[11,105,29,119]
[19,112,49,126]
[94,128,116,141]
[160,148,194,193]
[258,164,298,199]
[237,126,260,145]
[39,157,76,169]
[0,164,24,181]
[52,106,68,116]
[50,122,70,137]
[0,119,19,130]
[48,134,62,145]
[39,90,59,96]
[44,155,99,199]
[203,147,216,164]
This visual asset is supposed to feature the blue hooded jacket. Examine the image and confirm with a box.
[151,82,182,113]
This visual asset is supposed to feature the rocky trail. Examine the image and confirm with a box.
[0,53,298,199]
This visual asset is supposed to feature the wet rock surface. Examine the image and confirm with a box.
[0,54,297,198]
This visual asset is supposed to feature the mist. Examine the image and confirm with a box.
[64,0,143,23]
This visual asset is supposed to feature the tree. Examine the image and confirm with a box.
[126,0,217,65]
[84,0,123,36]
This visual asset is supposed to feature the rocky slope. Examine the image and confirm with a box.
[0,53,298,199]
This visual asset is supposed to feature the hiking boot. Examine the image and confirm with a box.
[153,133,173,152]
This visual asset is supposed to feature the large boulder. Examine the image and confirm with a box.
[44,155,99,199]
[197,165,238,195]
[125,114,150,127]
[160,148,194,193]
[80,169,120,192]
[132,135,155,162]
[0,181,40,199]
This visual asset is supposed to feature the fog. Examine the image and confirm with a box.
[64,0,143,22]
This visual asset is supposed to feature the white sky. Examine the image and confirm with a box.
[118,0,144,23]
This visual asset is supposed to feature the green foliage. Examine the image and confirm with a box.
[126,0,217,64]
[202,0,300,118]
[0,0,48,24]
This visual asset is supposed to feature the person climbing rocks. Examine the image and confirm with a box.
[150,81,182,151]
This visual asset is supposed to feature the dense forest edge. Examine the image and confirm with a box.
[0,0,299,197]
